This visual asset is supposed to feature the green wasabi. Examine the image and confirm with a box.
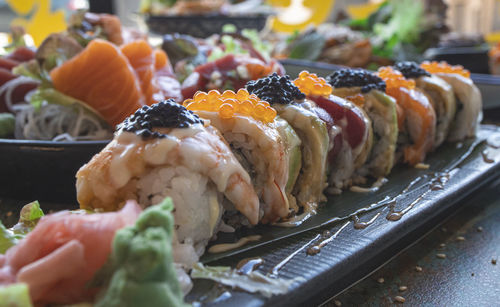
[93,198,188,307]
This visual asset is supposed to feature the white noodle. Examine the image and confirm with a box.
[1,75,113,141]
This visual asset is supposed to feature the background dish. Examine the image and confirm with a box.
[0,139,108,202]
[145,14,269,38]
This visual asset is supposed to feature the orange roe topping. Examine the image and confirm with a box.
[293,71,332,97]
[376,67,416,93]
[420,61,470,78]
[345,94,365,107]
[184,88,277,124]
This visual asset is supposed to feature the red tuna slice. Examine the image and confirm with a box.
[0,68,39,113]
[0,57,20,71]
[0,200,142,305]
[6,47,35,62]
[311,94,368,150]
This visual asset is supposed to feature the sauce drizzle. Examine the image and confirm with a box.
[269,234,321,276]
[208,235,262,254]
[353,212,382,229]
[306,221,351,255]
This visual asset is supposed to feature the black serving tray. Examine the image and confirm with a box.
[182,125,500,306]
[280,59,500,110]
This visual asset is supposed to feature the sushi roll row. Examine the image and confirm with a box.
[75,61,482,291]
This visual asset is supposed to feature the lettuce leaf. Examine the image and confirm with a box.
[0,113,15,138]
[0,201,44,254]
[0,283,33,307]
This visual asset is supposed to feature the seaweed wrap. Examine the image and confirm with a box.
[327,69,398,178]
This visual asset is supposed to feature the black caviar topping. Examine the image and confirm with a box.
[246,73,305,104]
[118,99,203,139]
[326,69,386,93]
[393,61,430,79]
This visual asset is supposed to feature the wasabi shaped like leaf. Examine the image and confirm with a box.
[93,197,188,307]
[0,201,44,254]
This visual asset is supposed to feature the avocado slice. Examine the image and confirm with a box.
[274,116,302,212]
[274,102,330,207]
[416,75,456,148]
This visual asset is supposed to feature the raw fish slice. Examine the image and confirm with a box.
[121,40,157,105]
[0,201,142,304]
[50,39,145,126]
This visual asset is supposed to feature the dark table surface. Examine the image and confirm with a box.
[325,176,500,306]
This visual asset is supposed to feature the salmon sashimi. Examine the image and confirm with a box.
[121,40,182,104]
[50,39,145,126]
[0,201,142,305]
[121,40,157,105]
[377,67,436,165]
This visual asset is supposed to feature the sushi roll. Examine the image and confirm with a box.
[327,69,398,179]
[393,62,456,148]
[376,67,437,165]
[246,73,331,209]
[76,100,260,271]
[420,61,482,141]
[184,89,300,222]
[292,71,373,192]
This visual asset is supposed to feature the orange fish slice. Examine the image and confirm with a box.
[121,40,158,105]
[50,39,145,126]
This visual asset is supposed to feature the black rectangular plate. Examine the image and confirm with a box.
[1,127,499,306]
[183,125,500,306]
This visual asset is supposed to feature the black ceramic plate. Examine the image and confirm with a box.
[280,59,500,110]
[0,139,109,203]
[1,126,499,306]
[146,14,269,38]
[182,125,500,306]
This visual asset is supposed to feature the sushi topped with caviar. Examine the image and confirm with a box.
[376,67,437,165]
[76,100,261,291]
[246,73,331,211]
[184,89,299,222]
[293,71,373,192]
[393,62,456,148]
[327,69,398,179]
[420,61,482,142]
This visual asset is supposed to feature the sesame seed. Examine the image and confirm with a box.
[437,253,446,259]
[471,273,475,276]
[6,211,12,217]
[377,277,385,284]
[399,286,408,292]
[477,226,483,232]
[334,300,342,306]
[415,266,423,272]
[492,259,497,265]
[456,236,465,241]
[439,243,446,248]
[441,227,447,232]
[394,296,406,303]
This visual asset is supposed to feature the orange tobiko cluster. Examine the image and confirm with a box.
[376,67,416,93]
[420,61,470,78]
[183,89,277,123]
[293,71,332,97]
